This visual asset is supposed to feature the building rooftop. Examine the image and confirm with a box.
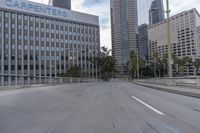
[149,8,199,29]
[0,0,99,25]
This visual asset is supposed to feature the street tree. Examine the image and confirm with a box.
[194,59,200,76]
[65,65,82,77]
[129,51,138,79]
[183,57,192,76]
[172,54,179,76]
[153,52,159,77]
[90,46,117,81]
[177,58,186,76]
[162,54,168,76]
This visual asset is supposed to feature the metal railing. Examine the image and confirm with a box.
[0,76,101,87]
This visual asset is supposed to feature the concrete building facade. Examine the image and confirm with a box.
[148,8,200,75]
[111,0,138,76]
[149,0,165,25]
[0,0,100,86]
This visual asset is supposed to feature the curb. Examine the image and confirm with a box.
[131,82,200,99]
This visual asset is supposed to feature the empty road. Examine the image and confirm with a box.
[0,81,200,133]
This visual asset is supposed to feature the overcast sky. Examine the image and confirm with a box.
[30,0,200,49]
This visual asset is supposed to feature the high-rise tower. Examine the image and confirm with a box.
[111,0,138,76]
[149,0,165,25]
[49,0,71,10]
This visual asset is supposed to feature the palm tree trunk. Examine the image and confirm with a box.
[154,62,156,77]
[163,64,165,76]
[176,64,179,77]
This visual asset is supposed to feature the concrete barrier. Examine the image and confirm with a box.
[136,77,200,88]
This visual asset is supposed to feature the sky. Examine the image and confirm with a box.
[30,0,200,49]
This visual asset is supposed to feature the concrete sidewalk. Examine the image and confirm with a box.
[132,81,200,98]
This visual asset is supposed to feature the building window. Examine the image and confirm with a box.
[24,65,27,70]
[30,65,33,70]
[11,44,15,50]
[24,45,28,50]
[4,65,8,71]
[18,45,21,50]
[11,65,15,71]
[5,34,9,39]
[11,55,15,60]
[18,65,21,70]
[24,55,28,60]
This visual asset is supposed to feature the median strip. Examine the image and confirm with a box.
[132,96,165,116]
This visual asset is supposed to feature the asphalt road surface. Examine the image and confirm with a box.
[0,81,200,133]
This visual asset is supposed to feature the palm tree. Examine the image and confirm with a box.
[162,54,168,76]
[153,52,159,77]
[139,58,146,78]
[183,57,192,76]
[194,59,200,76]
[177,58,186,77]
[177,57,192,77]
[172,54,178,76]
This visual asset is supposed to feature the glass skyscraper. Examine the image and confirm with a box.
[111,0,138,76]
[138,24,148,60]
[149,0,165,25]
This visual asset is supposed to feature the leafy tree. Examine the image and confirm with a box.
[129,51,138,79]
[65,65,82,77]
[172,55,192,77]
[90,46,117,81]
[194,59,200,76]
[139,58,146,78]
[177,58,186,76]
[172,54,180,76]
[183,57,192,76]
[140,65,154,78]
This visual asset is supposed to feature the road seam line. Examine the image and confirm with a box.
[132,96,165,116]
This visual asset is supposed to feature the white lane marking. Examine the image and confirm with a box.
[132,96,165,116]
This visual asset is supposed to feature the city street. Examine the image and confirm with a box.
[0,81,200,133]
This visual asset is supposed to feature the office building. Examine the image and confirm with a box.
[138,24,148,60]
[111,0,138,76]
[149,0,165,25]
[148,8,200,75]
[49,0,71,10]
[0,0,100,86]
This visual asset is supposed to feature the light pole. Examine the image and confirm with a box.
[166,0,173,77]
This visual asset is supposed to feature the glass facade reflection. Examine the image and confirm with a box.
[149,0,165,25]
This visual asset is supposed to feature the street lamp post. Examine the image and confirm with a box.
[166,0,173,77]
